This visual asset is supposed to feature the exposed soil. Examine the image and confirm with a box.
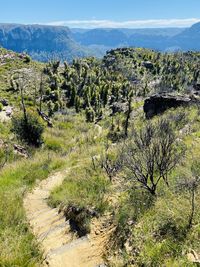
[24,168,113,267]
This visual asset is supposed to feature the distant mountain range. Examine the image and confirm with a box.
[0,24,94,61]
[0,22,200,62]
[71,24,200,52]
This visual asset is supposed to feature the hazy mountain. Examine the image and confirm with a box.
[171,22,200,50]
[0,23,200,62]
[71,27,186,52]
[0,23,93,61]
[71,25,200,52]
[119,27,185,37]
[71,27,184,39]
[72,29,128,46]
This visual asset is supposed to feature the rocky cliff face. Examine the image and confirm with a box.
[143,94,192,119]
[0,24,90,61]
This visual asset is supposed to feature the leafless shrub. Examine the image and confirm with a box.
[176,162,200,229]
[97,142,123,181]
[122,118,185,195]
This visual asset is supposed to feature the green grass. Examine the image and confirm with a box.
[0,48,44,106]
[48,117,110,212]
[49,165,109,214]
[0,151,65,267]
[0,110,109,266]
[107,106,200,266]
[2,103,200,266]
[1,46,200,266]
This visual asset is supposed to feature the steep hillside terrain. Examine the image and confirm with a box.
[1,47,200,267]
[172,22,200,51]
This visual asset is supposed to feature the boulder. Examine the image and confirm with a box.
[193,84,200,91]
[110,102,128,114]
[0,99,8,106]
[187,249,200,263]
[13,144,28,158]
[193,84,200,96]
[144,93,192,119]
[142,61,154,69]
[5,106,13,117]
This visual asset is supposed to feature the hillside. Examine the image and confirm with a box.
[0,24,94,62]
[172,22,200,51]
[72,23,200,53]
[1,47,200,266]
[0,23,200,63]
[71,27,184,52]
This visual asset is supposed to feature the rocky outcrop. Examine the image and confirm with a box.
[0,99,9,106]
[14,144,28,158]
[143,93,192,119]
[142,61,154,69]
[37,108,53,127]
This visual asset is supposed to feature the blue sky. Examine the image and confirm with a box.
[1,0,200,28]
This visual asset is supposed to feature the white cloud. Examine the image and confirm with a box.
[45,18,200,28]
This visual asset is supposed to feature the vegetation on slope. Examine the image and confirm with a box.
[1,47,200,266]
[0,24,95,62]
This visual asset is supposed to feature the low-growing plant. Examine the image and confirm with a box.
[12,110,44,147]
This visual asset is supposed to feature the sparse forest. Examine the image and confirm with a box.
[0,46,200,266]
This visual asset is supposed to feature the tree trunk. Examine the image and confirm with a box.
[124,97,132,137]
[20,86,28,124]
[188,188,195,229]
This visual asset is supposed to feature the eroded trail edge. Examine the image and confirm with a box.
[23,169,109,267]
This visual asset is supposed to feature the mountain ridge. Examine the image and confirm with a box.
[0,23,95,61]
[0,22,200,62]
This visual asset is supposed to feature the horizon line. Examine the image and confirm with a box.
[44,18,200,29]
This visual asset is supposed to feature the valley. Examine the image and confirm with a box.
[1,22,200,62]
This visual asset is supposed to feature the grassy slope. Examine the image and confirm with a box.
[0,99,108,266]
[108,106,200,266]
[1,47,200,266]
[0,48,43,105]
[0,50,75,266]
[49,106,200,267]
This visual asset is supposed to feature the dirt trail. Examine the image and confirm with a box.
[24,168,110,267]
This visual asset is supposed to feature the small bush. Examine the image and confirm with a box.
[23,54,31,63]
[11,111,44,147]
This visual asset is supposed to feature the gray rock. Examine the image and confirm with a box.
[144,93,192,119]
[0,99,8,106]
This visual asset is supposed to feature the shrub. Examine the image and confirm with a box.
[23,54,31,63]
[123,118,185,195]
[12,111,44,147]
[85,107,95,122]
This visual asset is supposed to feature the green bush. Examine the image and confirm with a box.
[11,111,44,147]
[23,54,31,63]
